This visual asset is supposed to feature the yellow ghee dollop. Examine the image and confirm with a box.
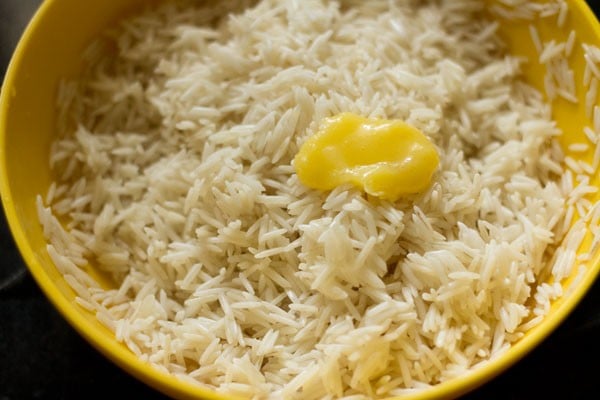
[293,113,439,201]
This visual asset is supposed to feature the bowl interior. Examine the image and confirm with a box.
[1,1,600,399]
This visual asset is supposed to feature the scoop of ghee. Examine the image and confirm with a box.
[293,113,439,201]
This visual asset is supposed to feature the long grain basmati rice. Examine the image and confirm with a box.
[37,0,599,398]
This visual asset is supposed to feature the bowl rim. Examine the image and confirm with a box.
[1,1,600,399]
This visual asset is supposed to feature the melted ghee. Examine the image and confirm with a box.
[293,113,439,201]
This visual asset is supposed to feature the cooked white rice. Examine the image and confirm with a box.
[37,0,598,398]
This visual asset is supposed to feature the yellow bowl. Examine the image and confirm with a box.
[2,1,600,399]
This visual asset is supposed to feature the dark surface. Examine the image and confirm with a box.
[1,1,600,399]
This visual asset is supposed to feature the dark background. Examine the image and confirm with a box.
[2,1,600,399]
